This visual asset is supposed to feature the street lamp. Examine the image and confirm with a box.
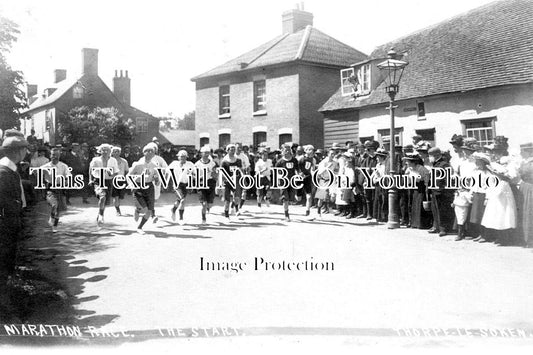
[377,48,408,229]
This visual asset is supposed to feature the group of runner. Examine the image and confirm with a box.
[42,141,332,234]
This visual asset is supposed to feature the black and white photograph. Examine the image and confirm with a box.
[1,0,533,353]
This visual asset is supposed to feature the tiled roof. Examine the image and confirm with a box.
[320,0,533,112]
[24,77,79,113]
[191,26,367,81]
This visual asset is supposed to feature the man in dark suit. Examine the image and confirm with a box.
[0,130,29,321]
[360,140,379,220]
[428,147,455,236]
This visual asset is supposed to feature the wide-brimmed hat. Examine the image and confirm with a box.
[402,153,423,165]
[461,137,480,151]
[225,143,236,151]
[330,142,342,150]
[142,143,156,153]
[1,129,28,150]
[472,152,491,165]
[449,134,464,146]
[488,136,509,151]
[428,147,442,156]
[177,150,188,157]
[96,143,113,153]
[375,148,388,157]
[415,142,431,152]
[364,140,380,150]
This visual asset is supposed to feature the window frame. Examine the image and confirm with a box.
[340,68,355,97]
[279,133,292,147]
[136,117,149,133]
[417,101,426,120]
[415,128,436,147]
[73,84,84,99]
[378,127,403,151]
[218,133,231,148]
[253,80,267,115]
[219,85,231,118]
[358,64,371,94]
[199,137,210,148]
[253,131,267,148]
[462,117,496,147]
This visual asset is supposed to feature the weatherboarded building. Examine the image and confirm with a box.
[22,48,159,146]
[192,7,367,149]
[319,0,533,152]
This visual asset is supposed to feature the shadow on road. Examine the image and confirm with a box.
[2,202,119,345]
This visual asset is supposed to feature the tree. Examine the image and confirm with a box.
[0,16,27,131]
[57,106,136,146]
[177,111,195,130]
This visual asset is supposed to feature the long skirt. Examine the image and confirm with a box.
[411,190,432,229]
[481,181,516,230]
[469,192,485,224]
[519,182,533,245]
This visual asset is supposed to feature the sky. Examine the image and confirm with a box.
[1,0,496,118]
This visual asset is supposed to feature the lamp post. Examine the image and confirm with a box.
[377,48,408,229]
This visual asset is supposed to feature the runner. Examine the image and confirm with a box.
[275,143,300,222]
[299,145,317,219]
[315,148,339,217]
[194,146,218,224]
[255,148,272,210]
[111,146,129,216]
[168,150,195,225]
[144,142,168,223]
[127,144,159,234]
[41,147,71,233]
[235,143,250,214]
[220,144,243,222]
[89,143,118,226]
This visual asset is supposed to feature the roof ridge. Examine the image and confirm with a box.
[294,25,313,60]
[246,33,289,66]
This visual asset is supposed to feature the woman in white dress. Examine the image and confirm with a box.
[480,154,517,245]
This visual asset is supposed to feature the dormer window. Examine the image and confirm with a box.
[358,64,371,94]
[341,64,371,97]
[340,68,355,96]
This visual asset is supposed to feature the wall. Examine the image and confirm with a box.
[195,65,300,149]
[299,64,345,148]
[357,83,533,155]
[323,110,359,148]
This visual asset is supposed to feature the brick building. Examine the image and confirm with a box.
[319,0,533,153]
[22,48,159,146]
[192,7,367,150]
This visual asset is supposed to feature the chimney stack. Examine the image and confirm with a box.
[82,48,99,76]
[27,84,38,105]
[54,69,67,83]
[282,6,313,34]
[113,69,131,106]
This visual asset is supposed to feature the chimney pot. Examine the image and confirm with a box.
[282,8,313,34]
[113,69,131,106]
